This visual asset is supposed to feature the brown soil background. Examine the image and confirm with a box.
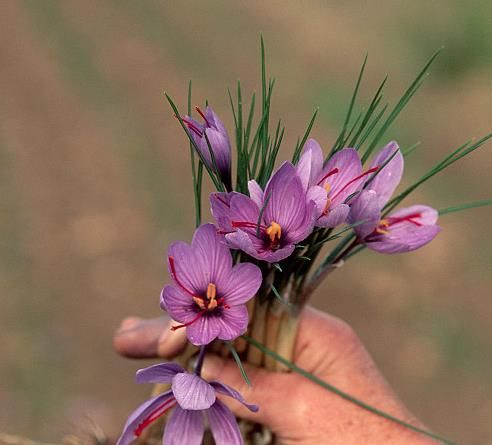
[0,1,491,444]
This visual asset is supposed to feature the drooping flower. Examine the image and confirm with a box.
[161,224,262,345]
[210,162,316,262]
[182,106,232,189]
[117,363,258,445]
[348,142,441,253]
[296,139,378,228]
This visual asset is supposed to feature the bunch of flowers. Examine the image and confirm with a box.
[117,41,491,445]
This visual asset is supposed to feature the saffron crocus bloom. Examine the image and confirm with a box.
[348,142,441,253]
[117,363,258,445]
[211,162,316,262]
[182,106,232,189]
[296,139,377,228]
[161,224,262,345]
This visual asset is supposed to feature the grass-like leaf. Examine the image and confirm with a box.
[225,342,251,386]
[361,48,442,163]
[384,133,492,215]
[439,199,492,216]
[292,108,319,164]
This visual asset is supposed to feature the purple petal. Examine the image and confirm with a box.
[255,244,296,263]
[116,391,174,445]
[296,138,324,190]
[247,180,264,207]
[224,230,261,258]
[316,203,350,228]
[206,106,228,136]
[216,305,249,341]
[208,400,243,445]
[136,363,185,384]
[211,382,259,412]
[228,194,261,233]
[191,224,233,287]
[264,162,308,233]
[283,199,316,244]
[367,225,441,254]
[307,185,328,217]
[210,192,235,232]
[160,285,196,325]
[185,314,222,345]
[204,127,231,178]
[320,148,362,206]
[219,263,262,305]
[348,190,381,239]
[171,372,216,410]
[163,406,204,445]
[168,241,205,294]
[368,141,403,207]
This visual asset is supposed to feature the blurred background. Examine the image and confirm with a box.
[1,1,491,444]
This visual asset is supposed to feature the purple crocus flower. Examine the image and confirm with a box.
[296,139,378,228]
[182,106,232,189]
[210,162,316,262]
[117,363,258,445]
[161,224,262,345]
[348,142,441,253]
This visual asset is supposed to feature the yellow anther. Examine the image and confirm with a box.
[375,219,390,235]
[323,182,331,193]
[193,296,206,309]
[266,221,282,243]
[322,198,332,216]
[206,283,217,301]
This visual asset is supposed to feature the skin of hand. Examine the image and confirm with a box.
[114,306,436,445]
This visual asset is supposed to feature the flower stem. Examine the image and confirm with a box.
[194,345,207,376]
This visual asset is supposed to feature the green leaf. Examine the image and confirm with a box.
[439,199,492,216]
[361,48,442,163]
[270,284,291,307]
[242,335,457,445]
[225,342,251,386]
[292,108,319,164]
[384,133,492,215]
[186,81,202,228]
[329,54,368,157]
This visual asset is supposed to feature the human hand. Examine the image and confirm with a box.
[114,306,436,445]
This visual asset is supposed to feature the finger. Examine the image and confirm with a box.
[113,316,187,359]
[294,306,371,375]
[201,354,300,427]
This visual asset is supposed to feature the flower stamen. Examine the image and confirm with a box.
[266,221,282,243]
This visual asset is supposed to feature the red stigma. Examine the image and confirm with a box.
[331,166,379,201]
[232,221,267,232]
[171,310,206,331]
[317,167,339,186]
[387,212,423,227]
[134,398,177,437]
[168,256,196,296]
[195,106,211,127]
[178,115,203,137]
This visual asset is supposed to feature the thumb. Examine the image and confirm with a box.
[201,353,302,427]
